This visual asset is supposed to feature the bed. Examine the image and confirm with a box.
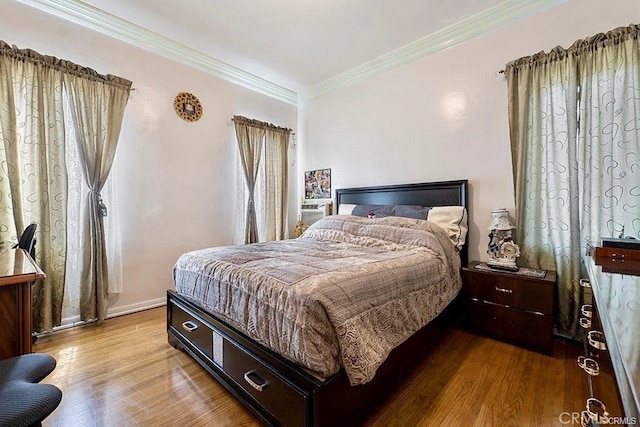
[167,179,469,426]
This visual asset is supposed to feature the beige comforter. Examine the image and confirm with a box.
[173,215,461,385]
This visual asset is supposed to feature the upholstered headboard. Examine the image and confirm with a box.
[335,180,469,265]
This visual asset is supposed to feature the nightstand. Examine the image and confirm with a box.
[461,261,556,354]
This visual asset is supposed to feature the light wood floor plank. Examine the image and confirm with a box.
[34,307,585,426]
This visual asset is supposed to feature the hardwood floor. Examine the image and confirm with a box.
[35,307,587,426]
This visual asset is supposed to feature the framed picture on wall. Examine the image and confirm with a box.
[304,168,331,199]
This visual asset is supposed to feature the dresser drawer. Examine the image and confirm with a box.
[588,353,624,421]
[169,301,214,360]
[578,298,624,422]
[467,299,553,353]
[223,339,308,426]
[462,269,553,315]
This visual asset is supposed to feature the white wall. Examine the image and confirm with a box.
[1,0,637,317]
[298,0,639,263]
[0,1,297,317]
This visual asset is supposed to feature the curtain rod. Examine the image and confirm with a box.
[227,119,295,137]
[231,115,293,133]
[499,23,640,79]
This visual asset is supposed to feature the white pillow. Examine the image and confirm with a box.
[338,204,357,215]
[427,206,468,250]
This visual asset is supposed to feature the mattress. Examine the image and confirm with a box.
[173,215,462,385]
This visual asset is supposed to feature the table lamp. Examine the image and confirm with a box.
[487,208,520,271]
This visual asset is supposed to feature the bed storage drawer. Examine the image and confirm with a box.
[169,302,214,360]
[223,339,308,426]
[168,291,315,426]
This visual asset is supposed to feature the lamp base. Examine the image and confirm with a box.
[487,260,519,272]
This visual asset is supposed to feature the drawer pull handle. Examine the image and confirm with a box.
[587,330,607,351]
[244,370,268,392]
[579,317,591,329]
[495,287,513,294]
[581,304,592,319]
[584,397,609,424]
[577,356,600,376]
[182,321,198,332]
[579,279,591,288]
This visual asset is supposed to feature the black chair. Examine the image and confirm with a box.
[13,223,37,260]
[0,353,62,426]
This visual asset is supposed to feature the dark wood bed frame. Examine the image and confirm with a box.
[167,179,469,426]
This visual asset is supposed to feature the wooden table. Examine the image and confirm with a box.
[0,248,45,359]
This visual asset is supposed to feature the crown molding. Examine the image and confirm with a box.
[15,0,298,105]
[299,0,566,102]
[15,0,565,105]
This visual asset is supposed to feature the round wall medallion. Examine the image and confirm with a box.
[174,92,203,122]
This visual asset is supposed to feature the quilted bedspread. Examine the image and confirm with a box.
[173,215,461,385]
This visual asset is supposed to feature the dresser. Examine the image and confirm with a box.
[0,248,45,360]
[461,261,556,354]
[580,254,639,425]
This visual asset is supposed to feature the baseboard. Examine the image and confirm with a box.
[107,297,166,319]
[50,297,167,333]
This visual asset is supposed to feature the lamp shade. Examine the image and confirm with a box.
[487,208,514,230]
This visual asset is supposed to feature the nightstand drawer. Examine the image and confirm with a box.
[467,299,553,353]
[462,269,553,315]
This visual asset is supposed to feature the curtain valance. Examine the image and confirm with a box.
[0,40,132,90]
[505,23,639,74]
[232,115,292,135]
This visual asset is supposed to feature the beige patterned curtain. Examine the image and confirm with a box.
[233,116,266,244]
[0,40,131,330]
[63,73,131,324]
[264,128,290,241]
[506,24,640,337]
[0,41,68,332]
[233,116,291,243]
[506,48,582,336]
[576,26,640,245]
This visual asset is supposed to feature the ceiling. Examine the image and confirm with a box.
[79,0,503,91]
[16,0,565,103]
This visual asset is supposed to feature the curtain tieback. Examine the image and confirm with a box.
[98,198,108,218]
[91,191,108,218]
